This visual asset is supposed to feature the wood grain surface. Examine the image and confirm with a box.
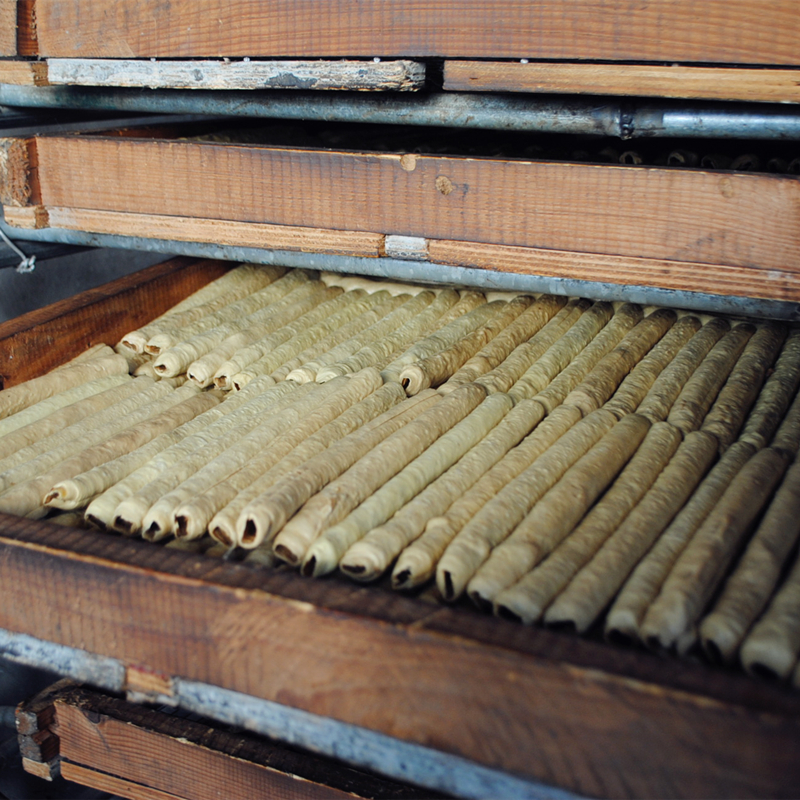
[0,0,17,55]
[0,59,49,85]
[45,207,385,258]
[24,0,800,65]
[51,686,425,800]
[0,256,229,387]
[32,135,800,274]
[444,61,800,104]
[427,239,800,303]
[0,518,799,799]
[60,764,185,800]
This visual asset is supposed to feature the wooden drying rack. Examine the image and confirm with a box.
[0,256,799,799]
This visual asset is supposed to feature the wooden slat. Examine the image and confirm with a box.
[0,526,798,799]
[0,137,36,207]
[0,0,17,56]
[44,207,385,258]
[427,239,800,303]
[46,58,425,91]
[54,698,383,800]
[0,59,48,85]
[60,763,186,800]
[444,61,800,104]
[0,256,228,387]
[26,0,800,65]
[32,135,800,275]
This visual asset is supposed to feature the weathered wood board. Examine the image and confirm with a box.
[4,133,800,280]
[19,683,426,800]
[12,0,800,65]
[0,0,17,56]
[444,61,800,104]
[44,58,425,91]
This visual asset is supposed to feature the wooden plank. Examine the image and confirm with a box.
[60,763,185,800]
[26,0,800,65]
[427,239,800,303]
[32,135,800,275]
[44,207,385,258]
[0,528,798,799]
[0,59,48,85]
[0,137,36,207]
[444,61,800,104]
[0,1,17,56]
[53,688,415,800]
[0,256,228,387]
[46,58,425,91]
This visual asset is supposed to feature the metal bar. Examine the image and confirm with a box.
[0,627,582,800]
[4,218,798,320]
[3,84,800,139]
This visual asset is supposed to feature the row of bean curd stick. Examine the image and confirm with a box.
[2,262,800,687]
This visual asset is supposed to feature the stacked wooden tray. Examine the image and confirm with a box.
[0,257,799,799]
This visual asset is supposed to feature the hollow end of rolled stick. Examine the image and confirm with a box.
[241,518,260,546]
[175,515,190,539]
[392,568,412,589]
[442,570,456,601]
[143,521,164,541]
[210,525,234,547]
[120,336,145,354]
[145,344,162,356]
[86,514,106,531]
[605,628,635,648]
[154,363,168,374]
[341,563,366,576]
[213,374,230,390]
[273,543,300,566]
[301,555,317,577]
[43,489,63,506]
[113,515,135,535]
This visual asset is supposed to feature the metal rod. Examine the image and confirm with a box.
[4,219,798,320]
[3,84,800,139]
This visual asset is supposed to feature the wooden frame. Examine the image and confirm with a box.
[18,682,426,800]
[2,1,798,66]
[0,259,799,799]
[444,61,800,105]
[3,129,800,303]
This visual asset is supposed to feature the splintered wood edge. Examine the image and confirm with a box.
[46,58,426,91]
[444,61,800,104]
[0,521,799,799]
[0,59,49,85]
[0,137,35,207]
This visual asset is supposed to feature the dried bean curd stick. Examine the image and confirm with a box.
[497,421,682,626]
[0,375,136,460]
[337,393,514,580]
[413,403,578,593]
[154,283,340,378]
[604,316,702,419]
[641,446,791,652]
[42,390,222,511]
[507,302,614,403]
[701,322,787,452]
[739,328,800,449]
[700,455,800,663]
[468,414,651,610]
[84,376,284,529]
[270,291,404,382]
[561,308,677,415]
[533,304,644,412]
[0,374,129,440]
[145,268,311,355]
[0,384,205,517]
[0,354,130,420]
[109,382,304,536]
[119,263,284,353]
[542,430,718,634]
[437,408,617,603]
[398,298,531,394]
[248,392,442,562]
[140,380,345,540]
[284,293,429,384]
[315,290,458,382]
[740,551,800,680]
[666,323,755,434]
[297,384,487,577]
[476,299,593,395]
[172,369,384,540]
[635,317,730,423]
[0,378,169,488]
[606,439,757,646]
[208,382,407,547]
[440,295,566,392]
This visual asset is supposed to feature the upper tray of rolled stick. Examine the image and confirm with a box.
[1,262,799,688]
